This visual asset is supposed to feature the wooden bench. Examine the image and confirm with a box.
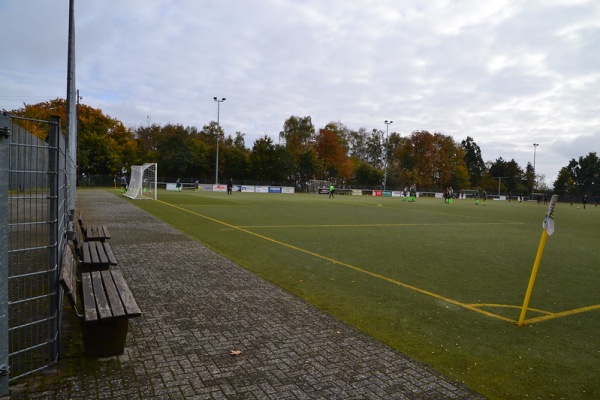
[59,245,141,357]
[80,240,118,272]
[78,212,111,241]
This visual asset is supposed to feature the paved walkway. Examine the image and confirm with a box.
[10,190,485,399]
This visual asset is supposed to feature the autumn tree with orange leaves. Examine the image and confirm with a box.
[10,99,139,175]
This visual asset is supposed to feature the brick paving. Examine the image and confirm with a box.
[9,190,486,399]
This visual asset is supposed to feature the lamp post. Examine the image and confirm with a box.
[494,176,508,196]
[383,120,393,191]
[213,97,226,184]
[532,143,539,196]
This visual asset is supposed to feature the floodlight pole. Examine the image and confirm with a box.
[65,0,77,212]
[383,120,393,191]
[494,176,507,196]
[532,143,539,196]
[213,97,226,184]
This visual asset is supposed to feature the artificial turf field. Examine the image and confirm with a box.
[127,189,599,399]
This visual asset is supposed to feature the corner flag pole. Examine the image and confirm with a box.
[518,194,558,327]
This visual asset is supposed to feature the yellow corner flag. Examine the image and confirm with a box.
[518,194,558,326]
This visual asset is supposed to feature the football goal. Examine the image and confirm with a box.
[307,179,330,193]
[124,163,158,200]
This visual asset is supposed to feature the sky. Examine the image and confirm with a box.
[1,0,599,186]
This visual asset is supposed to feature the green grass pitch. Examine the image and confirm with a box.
[125,189,600,399]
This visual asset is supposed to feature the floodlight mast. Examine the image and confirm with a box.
[213,97,226,184]
[532,143,539,196]
[383,120,393,191]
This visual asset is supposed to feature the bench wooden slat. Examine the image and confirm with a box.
[95,242,109,265]
[90,271,113,320]
[101,270,126,318]
[81,273,99,322]
[102,242,118,265]
[111,270,142,317]
[81,242,91,265]
[91,242,102,264]
[89,226,101,239]
[88,225,111,240]
[80,241,117,269]
[100,225,111,239]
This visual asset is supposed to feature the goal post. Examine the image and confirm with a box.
[124,163,157,200]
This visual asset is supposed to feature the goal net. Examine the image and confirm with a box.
[307,180,330,193]
[124,163,158,200]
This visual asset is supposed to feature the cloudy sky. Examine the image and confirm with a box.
[2,0,599,185]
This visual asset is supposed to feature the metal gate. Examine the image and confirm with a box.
[0,113,72,386]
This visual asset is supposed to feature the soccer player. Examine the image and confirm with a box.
[329,184,335,198]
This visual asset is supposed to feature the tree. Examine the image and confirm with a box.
[401,130,468,189]
[250,135,275,182]
[279,116,315,155]
[461,136,486,187]
[10,98,68,140]
[553,167,577,196]
[488,157,527,195]
[352,159,383,187]
[75,102,138,175]
[272,144,296,184]
[11,99,138,175]
[135,123,162,162]
[296,148,320,190]
[314,127,352,182]
[432,132,468,189]
[575,152,600,195]
[220,132,251,181]
[150,124,200,178]
[347,127,370,162]
[524,162,535,193]
[365,129,385,168]
[553,152,600,196]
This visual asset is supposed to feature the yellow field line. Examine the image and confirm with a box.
[156,199,597,326]
[524,304,600,324]
[468,303,553,315]
[237,222,523,229]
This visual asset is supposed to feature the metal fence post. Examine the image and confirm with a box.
[0,114,10,396]
[48,116,60,365]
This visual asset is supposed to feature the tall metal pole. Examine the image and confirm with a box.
[66,0,77,212]
[532,143,539,195]
[494,176,507,196]
[213,97,226,185]
[383,120,393,191]
[0,114,10,396]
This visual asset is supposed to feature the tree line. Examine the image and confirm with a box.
[8,98,599,196]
